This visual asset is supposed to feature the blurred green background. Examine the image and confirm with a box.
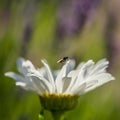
[0,0,120,120]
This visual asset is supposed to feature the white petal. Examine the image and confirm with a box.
[85,80,98,88]
[90,59,109,75]
[62,77,72,93]
[77,60,94,78]
[84,73,114,93]
[16,82,26,87]
[67,59,76,72]
[28,74,53,94]
[5,72,25,82]
[15,82,37,92]
[29,76,48,95]
[65,70,79,93]
[76,62,85,70]
[17,57,35,75]
[69,70,84,91]
[94,73,115,85]
[77,60,94,70]
[68,70,84,93]
[38,67,57,81]
[41,60,55,89]
[23,60,35,70]
[55,60,71,93]
[52,70,60,80]
[24,76,44,93]
[5,72,39,93]
[68,60,96,93]
[71,82,86,95]
[17,58,27,74]
[37,67,46,77]
[84,85,97,93]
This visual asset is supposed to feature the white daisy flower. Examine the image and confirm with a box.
[5,57,115,111]
[5,58,114,96]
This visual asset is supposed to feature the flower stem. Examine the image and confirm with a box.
[51,111,65,120]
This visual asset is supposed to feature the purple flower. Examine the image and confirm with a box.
[57,0,101,37]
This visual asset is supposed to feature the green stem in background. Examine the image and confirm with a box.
[51,111,65,120]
